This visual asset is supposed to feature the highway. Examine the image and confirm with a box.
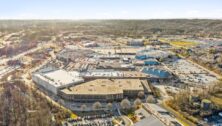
[0,45,41,65]
[0,66,20,79]
[0,36,57,65]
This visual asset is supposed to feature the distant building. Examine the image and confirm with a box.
[134,59,160,66]
[137,50,172,59]
[127,39,144,46]
[94,54,120,59]
[144,59,160,66]
[82,41,98,47]
[142,67,172,79]
[96,62,135,71]
[115,48,138,55]
[81,70,148,80]
[32,69,84,94]
[56,48,94,62]
[135,55,149,60]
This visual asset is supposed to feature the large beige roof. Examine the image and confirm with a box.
[61,79,122,95]
[122,71,147,78]
[114,79,144,91]
[61,79,144,95]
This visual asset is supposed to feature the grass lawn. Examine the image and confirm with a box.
[170,41,198,48]
[70,113,78,119]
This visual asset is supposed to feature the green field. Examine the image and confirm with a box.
[170,41,198,48]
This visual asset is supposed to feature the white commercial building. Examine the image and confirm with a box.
[82,41,98,47]
[127,39,144,46]
[32,69,84,94]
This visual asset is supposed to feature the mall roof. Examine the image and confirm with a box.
[61,79,144,95]
[34,69,84,88]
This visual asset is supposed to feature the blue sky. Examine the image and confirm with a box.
[0,0,222,19]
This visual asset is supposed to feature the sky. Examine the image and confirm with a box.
[0,0,222,19]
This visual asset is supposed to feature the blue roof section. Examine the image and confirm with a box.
[135,55,147,60]
[135,55,154,60]
[142,67,171,78]
[144,60,160,65]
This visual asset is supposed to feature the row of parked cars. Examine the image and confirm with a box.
[64,114,114,126]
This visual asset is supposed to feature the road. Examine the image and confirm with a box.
[0,46,42,65]
[0,66,20,79]
[0,36,57,65]
[121,116,133,126]
[161,100,196,126]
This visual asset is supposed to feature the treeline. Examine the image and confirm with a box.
[1,19,222,38]
[0,81,69,126]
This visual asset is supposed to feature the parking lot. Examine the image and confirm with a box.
[63,114,114,126]
[164,59,218,85]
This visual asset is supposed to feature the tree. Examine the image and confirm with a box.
[106,103,113,110]
[120,99,131,109]
[138,91,145,98]
[134,98,142,108]
[58,99,65,107]
[92,102,102,110]
[0,81,53,126]
[146,95,156,103]
[80,104,87,112]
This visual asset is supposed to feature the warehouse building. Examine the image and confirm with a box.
[96,62,135,71]
[135,55,149,60]
[144,59,160,65]
[136,50,172,59]
[94,54,121,59]
[82,41,98,47]
[59,79,144,102]
[32,69,84,94]
[142,67,172,78]
[81,70,148,80]
[56,48,95,62]
[127,39,144,46]
[134,59,160,66]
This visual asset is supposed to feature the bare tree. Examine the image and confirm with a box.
[134,98,142,108]
[0,81,53,126]
[93,102,102,110]
[138,91,145,98]
[58,99,65,106]
[146,95,156,103]
[80,104,87,112]
[120,99,131,109]
[106,103,113,110]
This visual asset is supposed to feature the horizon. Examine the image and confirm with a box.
[1,0,222,20]
[0,18,222,21]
